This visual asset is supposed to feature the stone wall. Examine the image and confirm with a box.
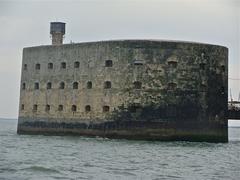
[18,40,228,142]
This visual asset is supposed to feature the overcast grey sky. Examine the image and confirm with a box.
[0,0,239,119]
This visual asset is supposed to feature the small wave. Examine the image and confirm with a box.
[21,166,60,173]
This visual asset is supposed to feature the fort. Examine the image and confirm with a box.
[17,22,228,142]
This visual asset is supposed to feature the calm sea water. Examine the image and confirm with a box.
[0,119,240,180]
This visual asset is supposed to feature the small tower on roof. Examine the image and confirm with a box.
[50,22,65,45]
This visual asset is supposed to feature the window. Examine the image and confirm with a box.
[168,82,177,90]
[61,62,66,69]
[85,105,91,112]
[133,81,142,89]
[103,106,110,112]
[23,64,27,70]
[87,81,92,89]
[33,104,38,111]
[34,82,39,90]
[129,104,141,113]
[21,104,24,110]
[73,82,78,89]
[199,63,206,70]
[35,63,40,70]
[47,82,52,89]
[105,60,113,67]
[104,81,111,89]
[72,105,77,112]
[48,63,53,69]
[22,83,26,90]
[200,84,207,92]
[45,104,50,112]
[59,82,65,89]
[58,105,63,111]
[168,61,177,68]
[221,65,225,73]
[74,61,80,68]
[133,60,144,65]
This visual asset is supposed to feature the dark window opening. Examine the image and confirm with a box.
[221,65,225,73]
[200,84,207,92]
[85,105,91,112]
[45,104,50,112]
[47,82,52,89]
[35,63,40,70]
[72,105,77,112]
[199,63,206,70]
[61,62,66,69]
[166,105,177,118]
[129,104,141,113]
[133,81,142,89]
[103,106,110,112]
[34,82,39,90]
[33,104,38,111]
[87,81,92,89]
[59,82,65,89]
[73,82,78,89]
[23,64,27,70]
[133,60,144,65]
[58,105,63,111]
[21,104,24,110]
[104,81,111,89]
[22,83,26,90]
[220,86,225,95]
[105,60,113,67]
[168,82,177,90]
[74,61,80,68]
[168,61,178,68]
[48,63,53,69]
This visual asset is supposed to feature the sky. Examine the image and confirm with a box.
[0,0,239,119]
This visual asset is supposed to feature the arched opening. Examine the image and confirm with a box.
[48,63,53,69]
[72,105,77,112]
[21,104,24,110]
[34,82,39,90]
[221,65,225,73]
[105,60,113,67]
[47,82,52,89]
[61,62,66,69]
[22,83,26,90]
[199,63,206,70]
[73,82,78,89]
[74,61,80,68]
[85,105,91,112]
[23,64,27,70]
[133,81,142,89]
[33,104,38,111]
[168,82,177,90]
[168,61,178,68]
[45,104,50,112]
[35,63,40,70]
[104,81,111,89]
[58,105,63,111]
[59,82,65,89]
[87,81,92,89]
[103,106,110,112]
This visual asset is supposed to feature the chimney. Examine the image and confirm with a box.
[50,22,65,45]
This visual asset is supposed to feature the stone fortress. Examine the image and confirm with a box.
[18,22,228,142]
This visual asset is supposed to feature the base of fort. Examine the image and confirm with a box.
[17,117,228,143]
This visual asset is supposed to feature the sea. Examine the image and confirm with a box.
[0,119,240,180]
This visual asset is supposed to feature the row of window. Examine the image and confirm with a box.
[24,60,226,73]
[21,104,110,112]
[23,60,113,70]
[22,81,142,90]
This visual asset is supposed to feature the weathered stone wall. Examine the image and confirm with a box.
[18,40,228,142]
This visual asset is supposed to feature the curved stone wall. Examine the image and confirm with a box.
[18,40,228,142]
